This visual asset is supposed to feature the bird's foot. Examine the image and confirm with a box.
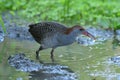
[36,51,44,63]
[51,56,55,63]
[36,55,39,60]
[36,51,39,59]
[36,55,44,64]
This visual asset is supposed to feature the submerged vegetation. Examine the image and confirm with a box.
[0,0,120,29]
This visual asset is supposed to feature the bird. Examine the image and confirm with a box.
[28,22,95,62]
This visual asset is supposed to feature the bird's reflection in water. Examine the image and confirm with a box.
[8,53,77,80]
[29,62,76,80]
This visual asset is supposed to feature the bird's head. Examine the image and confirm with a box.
[65,25,95,39]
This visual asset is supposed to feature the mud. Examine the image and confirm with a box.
[110,56,120,66]
[0,25,4,42]
[8,53,77,80]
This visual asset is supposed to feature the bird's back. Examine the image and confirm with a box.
[29,22,67,43]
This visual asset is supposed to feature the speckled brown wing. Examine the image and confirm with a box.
[29,22,67,43]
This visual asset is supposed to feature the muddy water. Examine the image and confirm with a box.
[0,38,120,80]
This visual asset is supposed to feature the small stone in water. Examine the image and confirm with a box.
[16,77,23,80]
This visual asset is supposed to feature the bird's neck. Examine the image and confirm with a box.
[58,31,79,45]
[67,30,78,41]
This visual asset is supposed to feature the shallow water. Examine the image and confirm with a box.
[0,38,120,80]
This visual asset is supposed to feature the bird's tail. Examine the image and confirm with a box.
[28,24,34,29]
[28,24,35,33]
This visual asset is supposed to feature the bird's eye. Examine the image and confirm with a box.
[79,29,84,31]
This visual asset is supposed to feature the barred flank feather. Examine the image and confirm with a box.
[29,22,67,44]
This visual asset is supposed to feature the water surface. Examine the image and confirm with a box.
[0,38,120,80]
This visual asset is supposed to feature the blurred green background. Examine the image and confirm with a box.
[0,0,120,29]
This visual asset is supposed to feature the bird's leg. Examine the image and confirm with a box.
[36,46,43,59]
[50,48,55,62]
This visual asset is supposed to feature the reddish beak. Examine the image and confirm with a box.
[82,31,96,39]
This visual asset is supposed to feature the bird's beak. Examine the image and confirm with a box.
[82,31,96,39]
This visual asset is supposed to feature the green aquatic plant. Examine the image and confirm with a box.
[0,15,6,33]
[0,0,120,29]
